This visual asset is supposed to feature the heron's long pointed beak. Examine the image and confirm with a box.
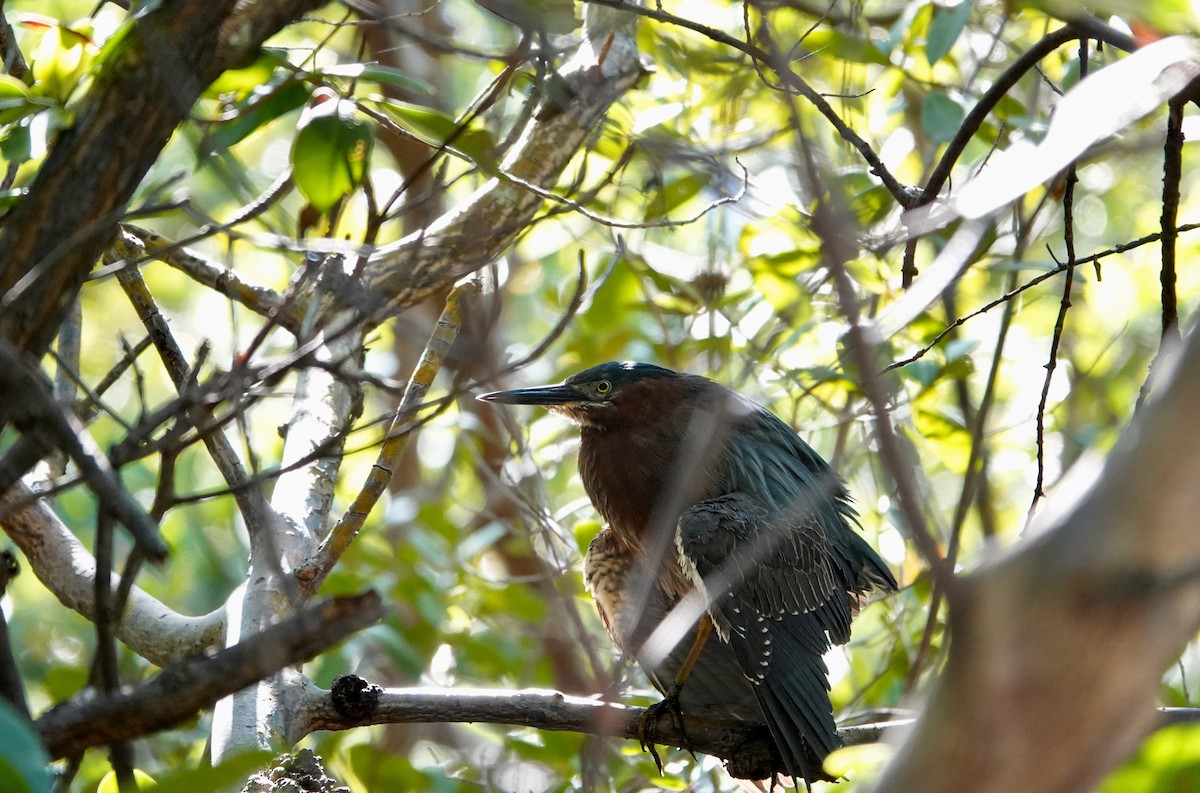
[477,383,581,405]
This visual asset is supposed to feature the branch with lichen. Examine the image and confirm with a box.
[297,278,479,596]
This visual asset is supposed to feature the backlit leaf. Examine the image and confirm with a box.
[291,105,374,214]
[926,1,970,65]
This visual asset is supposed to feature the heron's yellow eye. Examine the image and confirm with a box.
[595,380,612,395]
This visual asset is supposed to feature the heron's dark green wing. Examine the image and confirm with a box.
[723,397,899,599]
[676,494,847,777]
[675,493,846,634]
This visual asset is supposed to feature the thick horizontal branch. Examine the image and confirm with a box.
[296,683,1200,780]
[36,592,384,759]
[298,680,904,778]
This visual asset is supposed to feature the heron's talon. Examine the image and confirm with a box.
[638,684,693,773]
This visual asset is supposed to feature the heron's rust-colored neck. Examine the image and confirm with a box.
[576,377,735,551]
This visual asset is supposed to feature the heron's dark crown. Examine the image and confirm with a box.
[564,361,680,388]
[557,361,689,426]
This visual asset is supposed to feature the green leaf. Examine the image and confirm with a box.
[207,49,288,98]
[847,181,895,225]
[0,188,27,212]
[98,769,158,793]
[644,173,711,220]
[877,1,924,58]
[455,129,500,176]
[143,751,273,793]
[905,359,941,389]
[926,1,970,65]
[0,75,47,125]
[456,522,508,562]
[824,742,894,779]
[921,91,965,144]
[913,406,971,471]
[750,269,804,316]
[202,80,309,154]
[649,292,699,314]
[746,247,822,278]
[1028,0,1198,34]
[0,74,30,102]
[0,123,31,162]
[31,23,94,103]
[376,100,499,174]
[0,701,53,793]
[291,107,374,214]
[944,338,979,362]
[476,0,579,34]
[1102,724,1200,793]
[319,63,432,98]
[379,101,462,147]
[801,29,892,66]
[573,519,602,556]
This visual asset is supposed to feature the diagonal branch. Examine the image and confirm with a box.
[36,592,384,759]
[357,5,645,317]
[876,324,1200,792]
[109,231,273,531]
[119,225,292,329]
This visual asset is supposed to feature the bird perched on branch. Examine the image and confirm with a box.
[479,361,897,785]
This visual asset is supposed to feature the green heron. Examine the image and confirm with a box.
[479,361,897,784]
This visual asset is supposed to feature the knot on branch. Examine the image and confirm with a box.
[331,674,382,720]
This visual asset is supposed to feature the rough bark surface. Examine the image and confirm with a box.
[876,332,1200,793]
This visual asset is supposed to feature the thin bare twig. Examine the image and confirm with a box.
[886,222,1200,372]
[1160,99,1184,342]
[1027,40,1087,520]
[1136,95,1190,411]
